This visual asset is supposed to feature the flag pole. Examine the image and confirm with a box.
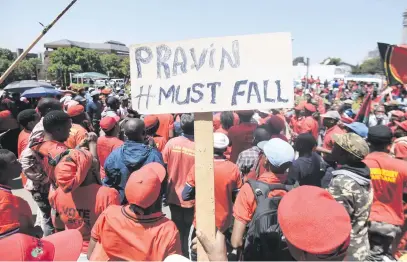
[0,0,78,85]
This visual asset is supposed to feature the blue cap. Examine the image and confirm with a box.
[344,122,368,138]
[258,138,295,167]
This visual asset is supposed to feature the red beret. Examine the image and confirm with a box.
[304,103,316,113]
[391,110,404,118]
[101,88,112,95]
[294,104,304,111]
[278,186,351,255]
[67,105,84,117]
[0,110,11,119]
[266,115,285,133]
[396,120,407,132]
[100,116,119,131]
[143,115,159,129]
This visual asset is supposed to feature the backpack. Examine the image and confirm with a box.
[243,179,293,261]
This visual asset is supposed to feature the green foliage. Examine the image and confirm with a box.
[0,48,14,60]
[120,57,130,77]
[321,57,342,66]
[47,47,129,83]
[0,47,41,87]
[351,57,383,74]
[100,53,122,77]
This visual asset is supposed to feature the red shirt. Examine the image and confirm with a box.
[49,184,120,253]
[187,159,243,232]
[323,125,345,151]
[290,116,303,134]
[30,140,69,186]
[299,116,319,139]
[17,129,31,186]
[90,205,181,261]
[153,136,167,152]
[65,123,88,149]
[233,172,287,224]
[97,136,124,180]
[162,136,195,208]
[0,184,32,238]
[228,123,257,163]
[17,129,30,158]
[155,114,174,141]
[364,152,407,225]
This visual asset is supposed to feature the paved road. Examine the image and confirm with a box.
[11,177,171,222]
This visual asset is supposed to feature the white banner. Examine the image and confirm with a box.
[130,32,293,114]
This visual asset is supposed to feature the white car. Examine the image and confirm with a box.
[108,79,125,86]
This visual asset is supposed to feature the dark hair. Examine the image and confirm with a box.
[181,113,194,135]
[238,113,253,123]
[71,113,85,124]
[106,97,119,108]
[43,110,70,133]
[17,109,37,128]
[220,111,234,130]
[294,133,317,153]
[0,149,14,170]
[37,98,62,117]
[104,126,117,136]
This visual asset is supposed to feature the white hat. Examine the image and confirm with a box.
[164,254,190,262]
[213,132,229,149]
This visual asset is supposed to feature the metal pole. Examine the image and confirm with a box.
[0,0,78,85]
[306,57,310,89]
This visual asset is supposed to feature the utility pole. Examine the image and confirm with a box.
[0,0,78,85]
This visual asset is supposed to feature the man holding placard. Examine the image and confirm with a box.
[129,32,293,260]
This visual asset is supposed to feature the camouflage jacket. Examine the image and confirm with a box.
[328,168,373,261]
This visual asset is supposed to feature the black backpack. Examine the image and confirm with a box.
[243,179,293,261]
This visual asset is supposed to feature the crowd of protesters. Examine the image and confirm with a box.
[1,79,407,261]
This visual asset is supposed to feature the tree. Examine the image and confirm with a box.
[0,48,14,60]
[14,58,41,80]
[100,53,122,77]
[359,57,383,74]
[120,57,130,78]
[351,57,383,74]
[321,57,342,66]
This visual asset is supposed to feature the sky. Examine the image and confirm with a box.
[1,0,406,65]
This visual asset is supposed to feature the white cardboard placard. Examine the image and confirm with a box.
[130,32,293,114]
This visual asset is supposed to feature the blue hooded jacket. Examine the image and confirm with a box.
[103,140,164,203]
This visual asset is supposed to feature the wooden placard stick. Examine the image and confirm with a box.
[194,112,216,261]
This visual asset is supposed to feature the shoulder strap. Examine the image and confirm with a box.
[247,179,292,204]
[48,150,71,167]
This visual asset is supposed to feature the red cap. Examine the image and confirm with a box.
[278,186,351,255]
[100,116,119,131]
[0,230,83,261]
[304,103,316,113]
[101,88,112,95]
[125,163,165,208]
[143,115,159,129]
[396,120,407,132]
[395,142,407,159]
[294,104,304,111]
[266,115,285,133]
[391,110,405,118]
[67,104,84,117]
[0,110,11,119]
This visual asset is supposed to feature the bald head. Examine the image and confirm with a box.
[253,126,271,145]
[124,118,145,142]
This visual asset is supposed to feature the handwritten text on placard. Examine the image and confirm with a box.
[130,33,293,114]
